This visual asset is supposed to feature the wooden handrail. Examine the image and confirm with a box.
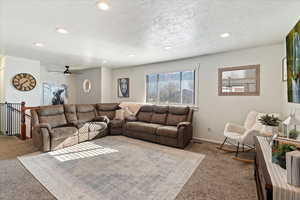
[21,102,26,140]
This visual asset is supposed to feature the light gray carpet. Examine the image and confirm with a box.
[19,136,204,200]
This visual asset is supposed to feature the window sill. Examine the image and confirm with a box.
[145,102,199,110]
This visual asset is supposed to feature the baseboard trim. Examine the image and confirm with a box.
[192,137,223,145]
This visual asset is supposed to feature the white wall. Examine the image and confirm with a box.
[101,67,113,103]
[0,56,4,102]
[2,56,41,106]
[112,44,284,142]
[75,68,102,104]
[40,66,77,104]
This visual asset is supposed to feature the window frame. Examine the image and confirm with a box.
[146,70,196,106]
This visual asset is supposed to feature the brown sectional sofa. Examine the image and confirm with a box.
[31,103,193,152]
[124,105,193,148]
[31,103,121,152]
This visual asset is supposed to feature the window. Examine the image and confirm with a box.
[146,71,195,105]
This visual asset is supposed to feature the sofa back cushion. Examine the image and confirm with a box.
[37,105,67,128]
[64,104,78,124]
[76,104,96,123]
[166,106,189,126]
[137,105,153,122]
[96,103,119,120]
[151,105,168,124]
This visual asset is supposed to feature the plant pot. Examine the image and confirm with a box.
[262,125,279,137]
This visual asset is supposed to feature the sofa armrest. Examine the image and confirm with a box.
[177,123,193,149]
[94,116,110,124]
[69,121,84,129]
[126,116,137,122]
[32,123,52,152]
[35,123,53,133]
[177,121,191,129]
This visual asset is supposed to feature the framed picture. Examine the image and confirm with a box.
[218,65,260,96]
[282,57,287,82]
[287,20,300,103]
[118,78,129,98]
[42,83,68,105]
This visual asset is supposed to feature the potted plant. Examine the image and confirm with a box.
[272,142,297,169]
[258,114,281,136]
[289,129,300,140]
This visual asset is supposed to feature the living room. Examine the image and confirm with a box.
[1,1,300,200]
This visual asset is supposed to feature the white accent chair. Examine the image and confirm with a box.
[219,111,271,161]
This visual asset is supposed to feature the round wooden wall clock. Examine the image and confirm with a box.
[12,73,37,91]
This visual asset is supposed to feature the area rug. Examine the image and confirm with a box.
[18,136,205,200]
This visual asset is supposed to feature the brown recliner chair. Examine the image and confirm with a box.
[124,105,193,148]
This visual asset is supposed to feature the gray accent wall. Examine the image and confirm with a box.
[75,68,102,104]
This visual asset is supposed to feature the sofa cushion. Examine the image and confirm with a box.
[166,114,187,126]
[109,119,123,128]
[137,112,153,122]
[77,104,95,112]
[98,111,115,120]
[156,126,178,138]
[77,122,107,134]
[153,105,168,114]
[96,103,119,111]
[76,105,96,123]
[139,105,153,112]
[64,104,78,124]
[151,113,167,124]
[126,122,162,134]
[168,106,189,115]
[51,126,78,139]
[37,105,67,128]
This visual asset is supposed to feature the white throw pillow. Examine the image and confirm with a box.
[115,110,125,120]
[124,107,133,119]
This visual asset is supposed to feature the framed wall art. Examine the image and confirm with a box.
[118,78,129,98]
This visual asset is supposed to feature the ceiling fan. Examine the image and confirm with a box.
[48,66,81,75]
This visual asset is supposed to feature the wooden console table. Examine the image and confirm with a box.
[254,137,273,200]
[254,137,300,200]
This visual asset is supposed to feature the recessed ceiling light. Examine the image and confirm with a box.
[56,28,69,34]
[128,54,135,57]
[33,42,44,47]
[97,0,110,10]
[164,46,172,50]
[220,33,230,38]
[102,60,107,63]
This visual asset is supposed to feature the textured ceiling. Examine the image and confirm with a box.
[0,0,300,70]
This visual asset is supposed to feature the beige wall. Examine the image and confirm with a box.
[112,44,284,142]
[101,67,113,103]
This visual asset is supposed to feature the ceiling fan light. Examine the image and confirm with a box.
[97,0,110,10]
[63,66,72,75]
[64,72,71,75]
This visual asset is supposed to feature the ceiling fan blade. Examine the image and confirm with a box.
[48,70,63,73]
[70,71,83,74]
